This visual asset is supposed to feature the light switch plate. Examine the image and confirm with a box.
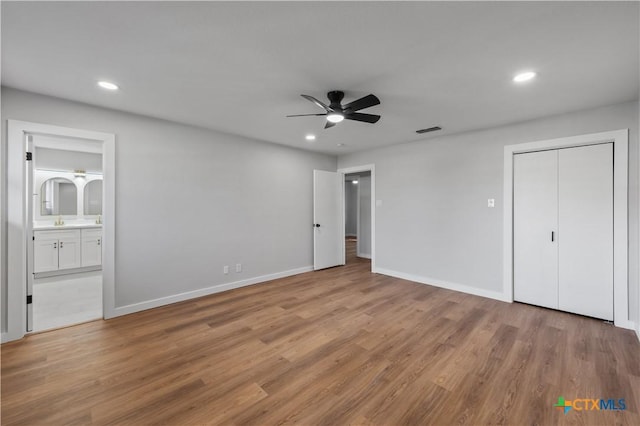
[488,198,495,208]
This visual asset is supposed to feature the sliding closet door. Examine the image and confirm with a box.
[513,150,558,310]
[558,144,613,320]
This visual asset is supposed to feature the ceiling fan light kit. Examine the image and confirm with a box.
[287,90,381,129]
[326,113,344,123]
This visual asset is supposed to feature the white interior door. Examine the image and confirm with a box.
[513,150,559,309]
[558,144,613,320]
[313,170,342,270]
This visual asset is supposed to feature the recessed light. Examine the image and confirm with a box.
[513,71,536,83]
[305,134,316,141]
[98,81,119,90]
[337,143,345,147]
[352,180,359,184]
[327,113,344,123]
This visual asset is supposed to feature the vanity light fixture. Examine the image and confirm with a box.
[513,71,536,83]
[305,134,316,141]
[98,81,119,90]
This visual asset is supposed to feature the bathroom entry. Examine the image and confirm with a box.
[28,134,104,332]
[344,172,372,266]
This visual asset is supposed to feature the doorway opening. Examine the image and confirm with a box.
[5,120,115,343]
[311,164,375,272]
[344,172,372,267]
[338,164,375,272]
[29,135,104,332]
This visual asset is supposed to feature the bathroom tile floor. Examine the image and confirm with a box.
[33,271,102,332]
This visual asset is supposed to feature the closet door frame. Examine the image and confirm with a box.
[503,129,630,329]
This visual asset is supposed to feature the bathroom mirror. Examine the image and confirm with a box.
[41,177,77,216]
[84,179,103,215]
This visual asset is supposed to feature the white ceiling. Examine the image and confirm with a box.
[2,1,638,155]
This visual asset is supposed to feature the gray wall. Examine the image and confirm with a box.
[1,87,336,329]
[338,100,639,325]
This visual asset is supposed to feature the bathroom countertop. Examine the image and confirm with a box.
[33,223,102,231]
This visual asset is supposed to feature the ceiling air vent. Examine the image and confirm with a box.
[416,126,442,134]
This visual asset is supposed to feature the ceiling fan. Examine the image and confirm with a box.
[287,91,381,129]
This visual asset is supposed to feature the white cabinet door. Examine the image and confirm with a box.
[58,238,81,270]
[513,150,559,310]
[33,237,59,273]
[81,233,102,267]
[57,232,82,270]
[558,144,613,320]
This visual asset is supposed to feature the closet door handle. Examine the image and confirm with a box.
[53,242,57,249]
[551,231,555,242]
[60,242,64,248]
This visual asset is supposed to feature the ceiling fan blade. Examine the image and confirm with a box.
[345,112,381,123]
[324,121,337,129]
[343,94,380,112]
[286,113,327,117]
[301,94,333,112]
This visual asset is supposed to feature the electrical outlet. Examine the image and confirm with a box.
[223,265,229,274]
[236,263,242,273]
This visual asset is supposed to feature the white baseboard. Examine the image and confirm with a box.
[376,268,638,332]
[1,330,24,344]
[112,266,313,317]
[375,267,510,303]
[614,319,636,331]
[345,233,357,238]
[357,252,372,259]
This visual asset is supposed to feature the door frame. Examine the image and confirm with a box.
[337,164,376,270]
[4,120,116,343]
[503,129,630,329]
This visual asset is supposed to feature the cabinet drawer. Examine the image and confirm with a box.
[34,229,81,241]
[82,228,102,238]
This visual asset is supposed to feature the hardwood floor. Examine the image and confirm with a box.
[2,241,639,425]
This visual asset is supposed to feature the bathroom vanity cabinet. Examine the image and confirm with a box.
[33,227,102,274]
[81,228,102,267]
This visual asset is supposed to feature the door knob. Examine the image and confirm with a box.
[314,224,321,228]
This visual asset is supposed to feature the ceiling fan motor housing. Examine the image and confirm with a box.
[327,91,345,111]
